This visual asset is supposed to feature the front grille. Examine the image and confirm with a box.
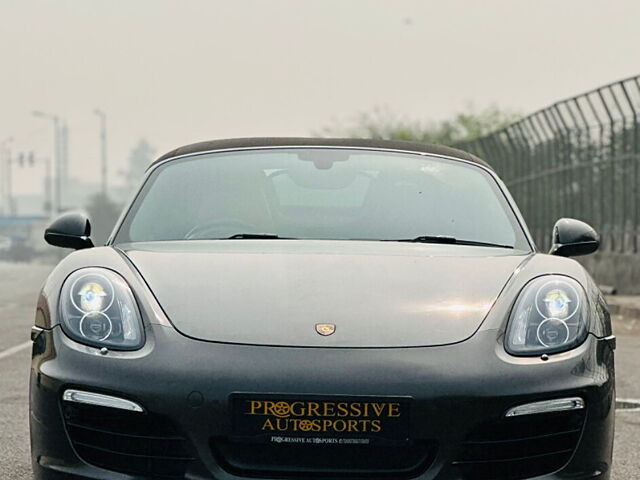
[211,439,437,478]
[452,409,586,479]
[62,402,194,478]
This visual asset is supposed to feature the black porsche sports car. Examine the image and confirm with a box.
[30,138,615,480]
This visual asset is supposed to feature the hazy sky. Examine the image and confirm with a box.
[1,0,638,195]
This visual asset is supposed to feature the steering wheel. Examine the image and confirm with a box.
[184,219,260,240]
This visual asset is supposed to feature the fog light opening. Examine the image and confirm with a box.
[62,389,144,413]
[505,397,584,417]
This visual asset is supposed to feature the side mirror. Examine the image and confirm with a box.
[549,218,599,257]
[44,212,94,250]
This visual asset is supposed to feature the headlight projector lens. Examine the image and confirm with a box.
[536,318,570,347]
[535,280,580,320]
[79,312,113,341]
[70,274,114,313]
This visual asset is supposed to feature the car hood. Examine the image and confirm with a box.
[120,241,528,348]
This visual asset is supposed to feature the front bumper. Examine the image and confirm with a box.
[30,324,615,480]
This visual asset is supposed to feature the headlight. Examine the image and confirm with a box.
[60,268,144,350]
[506,276,589,355]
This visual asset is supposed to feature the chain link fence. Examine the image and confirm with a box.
[459,75,640,254]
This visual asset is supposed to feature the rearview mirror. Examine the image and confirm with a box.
[44,212,94,250]
[549,218,599,257]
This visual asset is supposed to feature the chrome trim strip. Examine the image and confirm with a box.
[30,326,44,342]
[505,397,585,417]
[151,145,489,173]
[603,334,617,350]
[62,389,144,413]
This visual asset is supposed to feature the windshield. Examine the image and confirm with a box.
[114,148,530,250]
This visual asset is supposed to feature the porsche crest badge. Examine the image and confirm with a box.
[315,323,336,336]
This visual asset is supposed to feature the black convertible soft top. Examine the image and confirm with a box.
[151,137,491,170]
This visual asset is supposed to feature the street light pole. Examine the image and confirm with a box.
[94,109,107,197]
[0,136,13,216]
[59,121,69,209]
[14,152,50,218]
[32,111,60,216]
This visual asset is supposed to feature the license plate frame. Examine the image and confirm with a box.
[230,393,412,446]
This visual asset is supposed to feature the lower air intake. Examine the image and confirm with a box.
[212,439,437,478]
[452,409,586,479]
[62,402,194,478]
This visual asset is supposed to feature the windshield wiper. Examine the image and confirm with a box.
[221,234,513,248]
[226,233,289,240]
[395,235,514,249]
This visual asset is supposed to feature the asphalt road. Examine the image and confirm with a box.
[1,261,638,479]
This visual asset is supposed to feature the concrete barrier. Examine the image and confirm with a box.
[578,253,640,296]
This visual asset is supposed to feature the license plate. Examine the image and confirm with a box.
[230,394,411,446]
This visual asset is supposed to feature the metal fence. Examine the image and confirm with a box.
[458,75,640,253]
